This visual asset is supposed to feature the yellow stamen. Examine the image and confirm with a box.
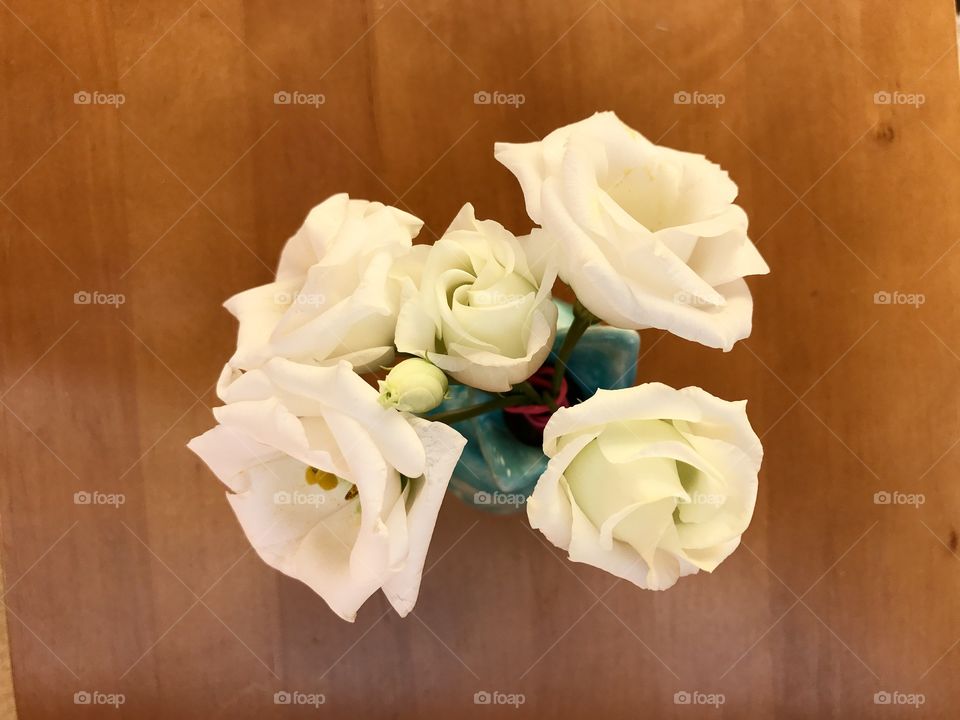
[304,466,339,491]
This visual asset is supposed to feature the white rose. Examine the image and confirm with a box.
[394,203,558,393]
[527,383,762,590]
[223,194,424,377]
[495,111,769,350]
[188,358,465,621]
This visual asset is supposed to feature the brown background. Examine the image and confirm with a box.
[2,0,960,717]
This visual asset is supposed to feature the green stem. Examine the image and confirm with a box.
[551,302,596,396]
[425,394,529,424]
[516,380,557,412]
[515,381,545,405]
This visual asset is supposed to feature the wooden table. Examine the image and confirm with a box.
[2,1,959,717]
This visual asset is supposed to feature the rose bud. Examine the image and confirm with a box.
[378,358,449,413]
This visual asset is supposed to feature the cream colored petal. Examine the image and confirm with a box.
[191,432,377,622]
[579,259,756,350]
[566,437,688,511]
[494,140,551,223]
[261,359,426,479]
[224,279,301,370]
[604,497,678,568]
[438,301,555,392]
[381,418,467,616]
[564,477,660,589]
[289,505,381,622]
[452,290,536,358]
[678,387,763,474]
[395,297,439,356]
[527,431,599,551]
[276,193,351,278]
[520,229,559,291]
[685,221,769,289]
[213,398,307,459]
[593,194,726,308]
[444,202,481,233]
[217,363,272,404]
[680,536,741,573]
[543,384,704,455]
[188,424,281,494]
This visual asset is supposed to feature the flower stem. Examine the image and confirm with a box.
[515,381,546,406]
[551,301,596,396]
[424,395,529,424]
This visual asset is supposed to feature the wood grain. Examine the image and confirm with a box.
[2,1,960,717]
[0,555,15,720]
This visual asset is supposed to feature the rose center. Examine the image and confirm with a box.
[605,164,685,232]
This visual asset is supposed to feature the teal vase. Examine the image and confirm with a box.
[434,301,640,515]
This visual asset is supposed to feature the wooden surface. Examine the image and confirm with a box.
[0,564,13,720]
[2,1,960,717]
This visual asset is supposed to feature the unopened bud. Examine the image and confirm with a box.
[378,358,448,413]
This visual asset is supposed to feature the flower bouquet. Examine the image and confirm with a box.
[189,111,769,621]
